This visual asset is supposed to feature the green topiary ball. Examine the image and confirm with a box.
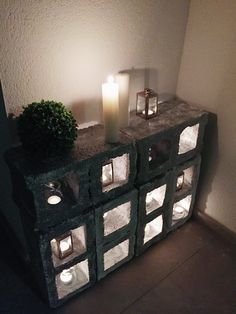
[18,100,78,158]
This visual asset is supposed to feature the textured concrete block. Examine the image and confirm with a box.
[84,127,136,206]
[95,189,138,246]
[6,148,91,232]
[135,171,173,256]
[5,124,136,231]
[121,100,207,184]
[96,233,136,281]
[166,155,201,232]
[38,212,96,307]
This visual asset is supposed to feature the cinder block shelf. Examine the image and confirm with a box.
[6,99,208,307]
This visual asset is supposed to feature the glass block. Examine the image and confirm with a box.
[104,239,129,271]
[103,201,131,236]
[145,184,167,215]
[149,140,171,167]
[56,259,89,299]
[102,153,130,192]
[51,225,87,268]
[178,123,200,154]
[143,215,163,244]
[172,194,192,224]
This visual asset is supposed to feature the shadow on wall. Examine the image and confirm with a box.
[69,67,158,124]
[123,67,158,111]
[195,112,219,214]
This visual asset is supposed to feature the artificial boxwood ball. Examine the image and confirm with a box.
[18,100,78,158]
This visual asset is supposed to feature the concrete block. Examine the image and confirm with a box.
[166,155,201,232]
[32,212,96,307]
[96,233,136,281]
[135,171,172,255]
[121,100,207,184]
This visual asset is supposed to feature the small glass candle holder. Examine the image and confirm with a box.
[136,88,158,120]
[45,181,63,205]
[176,171,184,191]
[53,231,74,259]
[102,160,114,187]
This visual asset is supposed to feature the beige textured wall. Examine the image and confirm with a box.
[0,0,189,123]
[177,0,236,232]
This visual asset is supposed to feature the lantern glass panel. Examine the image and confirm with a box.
[136,89,158,119]
[56,259,89,299]
[51,225,87,268]
[103,201,131,236]
[145,184,166,214]
[102,153,130,192]
[176,171,184,191]
[172,194,192,224]
[144,215,163,244]
[104,239,129,271]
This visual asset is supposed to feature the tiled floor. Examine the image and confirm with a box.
[0,218,235,314]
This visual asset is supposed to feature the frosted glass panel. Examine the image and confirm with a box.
[102,153,130,192]
[104,239,129,271]
[145,184,166,214]
[178,124,199,154]
[144,215,163,244]
[172,194,192,224]
[56,259,89,299]
[103,201,131,236]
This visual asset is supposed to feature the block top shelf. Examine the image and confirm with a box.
[121,100,208,140]
[6,100,207,179]
[6,125,134,178]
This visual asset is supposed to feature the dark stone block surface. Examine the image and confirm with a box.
[35,212,96,308]
[121,101,208,184]
[4,100,209,308]
[96,233,136,281]
[5,124,136,231]
[166,155,201,232]
[135,171,173,256]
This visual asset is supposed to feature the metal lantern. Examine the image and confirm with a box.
[176,171,184,191]
[136,88,158,120]
[45,181,63,205]
[54,231,74,259]
[102,160,114,187]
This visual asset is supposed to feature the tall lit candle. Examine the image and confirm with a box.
[102,76,119,143]
[116,73,130,128]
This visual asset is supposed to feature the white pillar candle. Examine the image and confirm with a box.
[116,73,130,128]
[102,76,119,143]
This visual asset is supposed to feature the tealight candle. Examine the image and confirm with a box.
[142,109,154,116]
[102,76,119,143]
[47,195,61,205]
[60,269,73,285]
[59,240,70,253]
[175,205,184,214]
